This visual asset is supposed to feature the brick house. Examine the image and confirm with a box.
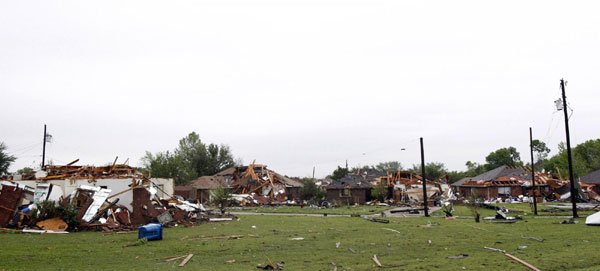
[325,175,372,205]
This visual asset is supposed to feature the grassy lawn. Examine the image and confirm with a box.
[2,215,600,270]
[431,203,597,218]
[228,205,395,216]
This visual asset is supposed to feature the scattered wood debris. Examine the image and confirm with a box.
[178,254,194,267]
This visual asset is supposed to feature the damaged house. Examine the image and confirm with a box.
[0,159,210,232]
[449,165,586,202]
[325,175,372,205]
[175,162,303,205]
[452,165,539,199]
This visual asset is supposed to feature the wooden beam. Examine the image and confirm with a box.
[179,254,194,267]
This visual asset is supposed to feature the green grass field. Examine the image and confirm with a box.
[228,205,395,216]
[2,214,599,270]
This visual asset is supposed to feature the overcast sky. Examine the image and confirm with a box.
[2,1,599,178]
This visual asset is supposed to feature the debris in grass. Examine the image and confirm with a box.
[123,237,148,248]
[505,253,541,271]
[331,262,337,271]
[289,237,304,241]
[372,254,382,267]
[178,254,193,267]
[447,254,469,259]
[226,259,236,263]
[518,246,528,250]
[348,248,356,254]
[558,218,578,224]
[365,217,389,223]
[335,242,340,248]
[382,228,401,235]
[483,246,506,253]
[257,256,284,270]
[521,236,544,242]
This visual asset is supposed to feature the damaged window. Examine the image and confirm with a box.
[341,189,350,197]
[498,186,511,196]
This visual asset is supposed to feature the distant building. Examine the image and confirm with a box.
[325,175,372,205]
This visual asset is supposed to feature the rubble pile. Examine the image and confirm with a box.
[229,162,295,205]
[0,161,231,234]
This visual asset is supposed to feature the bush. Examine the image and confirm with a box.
[210,187,231,215]
[371,181,388,202]
[299,181,322,204]
[29,200,80,230]
[465,195,482,223]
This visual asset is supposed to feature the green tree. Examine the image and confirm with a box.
[465,161,486,176]
[0,143,16,175]
[410,162,448,180]
[447,170,466,183]
[485,147,522,170]
[329,166,350,181]
[210,187,231,215]
[176,132,235,177]
[371,181,389,202]
[16,167,34,174]
[544,139,600,178]
[299,181,320,203]
[375,161,403,173]
[531,139,551,171]
[142,151,197,185]
[142,132,236,185]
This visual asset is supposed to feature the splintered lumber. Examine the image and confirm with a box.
[179,254,193,267]
[372,254,382,267]
[108,156,118,174]
[505,253,541,271]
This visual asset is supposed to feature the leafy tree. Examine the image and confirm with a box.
[329,166,350,181]
[210,187,231,215]
[142,132,236,185]
[142,151,197,185]
[447,170,466,183]
[485,147,522,170]
[531,139,551,171]
[410,162,448,180]
[16,167,34,174]
[544,139,600,178]
[465,161,486,176]
[0,143,16,175]
[299,181,320,203]
[371,181,389,202]
[375,161,403,173]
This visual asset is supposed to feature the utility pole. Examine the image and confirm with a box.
[529,127,538,215]
[41,124,47,169]
[312,166,315,179]
[420,137,429,217]
[560,79,578,218]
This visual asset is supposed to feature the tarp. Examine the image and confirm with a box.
[585,211,600,225]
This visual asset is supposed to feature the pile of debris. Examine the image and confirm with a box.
[0,160,229,234]
[228,162,300,205]
[0,180,209,233]
[377,171,452,204]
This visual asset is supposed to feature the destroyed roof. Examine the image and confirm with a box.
[279,176,304,188]
[325,175,373,189]
[191,176,231,189]
[214,167,235,176]
[579,169,600,184]
[355,169,388,181]
[453,165,530,186]
[452,177,472,187]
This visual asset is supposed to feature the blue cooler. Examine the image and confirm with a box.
[138,223,163,241]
